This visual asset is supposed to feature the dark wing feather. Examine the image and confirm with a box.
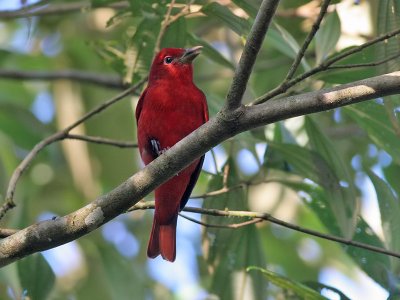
[179,155,205,210]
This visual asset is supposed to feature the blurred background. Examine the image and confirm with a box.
[0,0,399,299]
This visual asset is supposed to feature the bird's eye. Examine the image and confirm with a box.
[164,56,173,64]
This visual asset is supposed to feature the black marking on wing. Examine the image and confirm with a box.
[149,138,161,159]
[179,155,205,211]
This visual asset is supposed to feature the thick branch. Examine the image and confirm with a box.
[224,0,280,111]
[0,72,399,266]
[0,69,125,89]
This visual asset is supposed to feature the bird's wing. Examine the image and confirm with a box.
[135,87,148,124]
[179,155,205,210]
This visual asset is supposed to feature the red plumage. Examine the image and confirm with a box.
[136,47,208,262]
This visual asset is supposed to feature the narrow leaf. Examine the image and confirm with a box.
[368,171,400,254]
[187,33,235,70]
[18,253,55,300]
[201,2,251,36]
[248,267,328,299]
[315,10,341,63]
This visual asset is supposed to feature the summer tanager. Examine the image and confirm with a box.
[136,46,208,262]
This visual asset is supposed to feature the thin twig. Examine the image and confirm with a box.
[64,77,147,132]
[0,69,125,89]
[224,0,280,111]
[285,0,331,81]
[0,1,130,19]
[66,134,137,148]
[154,0,177,54]
[253,27,400,104]
[179,213,264,228]
[129,202,400,259]
[1,78,146,220]
[326,53,400,70]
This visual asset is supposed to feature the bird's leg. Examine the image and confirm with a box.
[150,138,169,157]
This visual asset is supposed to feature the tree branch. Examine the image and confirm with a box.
[253,27,400,104]
[284,0,331,80]
[132,203,400,259]
[1,77,146,219]
[223,0,280,111]
[0,69,125,89]
[0,1,130,19]
[0,72,399,266]
[66,134,137,148]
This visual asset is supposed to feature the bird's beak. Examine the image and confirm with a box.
[178,46,203,64]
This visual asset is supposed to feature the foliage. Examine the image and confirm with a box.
[0,0,400,299]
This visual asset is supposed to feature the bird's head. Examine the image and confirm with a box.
[149,46,202,83]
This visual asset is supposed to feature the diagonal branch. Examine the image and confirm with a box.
[1,77,146,220]
[284,0,331,81]
[132,203,400,259]
[253,27,400,104]
[0,72,399,266]
[224,0,280,111]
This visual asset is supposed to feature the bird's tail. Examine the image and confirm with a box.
[147,216,177,262]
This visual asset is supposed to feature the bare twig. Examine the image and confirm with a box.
[179,213,264,229]
[130,202,400,259]
[1,78,146,220]
[154,0,177,54]
[64,77,147,132]
[285,0,331,81]
[224,0,280,111]
[0,1,130,19]
[0,69,125,89]
[326,53,400,70]
[253,28,400,104]
[66,134,137,148]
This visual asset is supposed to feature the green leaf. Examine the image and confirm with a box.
[203,159,266,300]
[231,0,258,18]
[201,2,251,36]
[18,253,55,300]
[304,281,351,300]
[273,23,310,71]
[99,243,148,300]
[0,103,48,149]
[187,33,235,70]
[248,267,328,299]
[305,117,358,236]
[161,16,187,49]
[315,10,341,63]
[316,46,377,84]
[345,101,400,165]
[368,171,400,254]
[346,217,391,289]
[267,142,354,237]
[277,178,341,235]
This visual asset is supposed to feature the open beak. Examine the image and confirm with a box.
[178,46,203,64]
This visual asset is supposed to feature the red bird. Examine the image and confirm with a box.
[136,46,209,262]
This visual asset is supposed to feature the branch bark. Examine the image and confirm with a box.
[0,71,399,266]
[224,0,280,111]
